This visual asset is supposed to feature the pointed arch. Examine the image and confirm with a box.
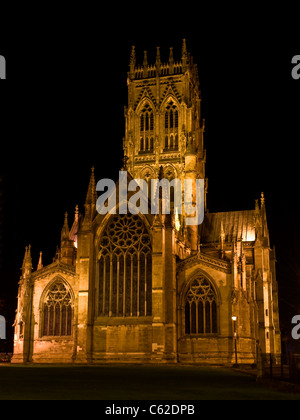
[39,276,74,338]
[97,214,152,318]
[161,96,180,151]
[136,96,155,115]
[135,87,156,113]
[159,91,180,113]
[138,99,155,154]
[180,269,220,335]
[138,165,156,181]
[163,164,178,181]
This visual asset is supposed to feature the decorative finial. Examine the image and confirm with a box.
[143,50,148,65]
[156,47,161,65]
[220,221,225,257]
[61,212,70,241]
[54,245,61,262]
[129,46,136,79]
[260,192,265,207]
[75,205,79,222]
[156,46,161,75]
[85,167,97,205]
[130,46,136,67]
[182,38,187,55]
[182,38,188,69]
[64,212,68,226]
[143,51,148,77]
[22,246,28,272]
[169,47,174,74]
[27,245,32,262]
[37,251,43,270]
[22,244,32,275]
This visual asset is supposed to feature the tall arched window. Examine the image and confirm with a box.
[140,103,154,153]
[98,215,152,318]
[164,100,179,150]
[42,280,73,337]
[185,276,218,335]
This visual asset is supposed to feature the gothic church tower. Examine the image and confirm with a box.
[123,40,207,252]
[124,40,205,180]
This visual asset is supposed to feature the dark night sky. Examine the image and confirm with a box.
[0,9,299,343]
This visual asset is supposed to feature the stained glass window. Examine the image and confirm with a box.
[42,280,73,337]
[185,276,217,334]
[98,215,152,317]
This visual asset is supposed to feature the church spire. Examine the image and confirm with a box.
[85,166,97,205]
[21,246,28,273]
[22,245,32,277]
[61,212,70,241]
[84,167,97,225]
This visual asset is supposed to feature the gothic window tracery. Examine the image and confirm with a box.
[42,280,73,337]
[98,215,152,318]
[185,276,218,335]
[140,103,154,153]
[164,100,179,150]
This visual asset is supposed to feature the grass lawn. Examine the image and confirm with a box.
[0,364,299,400]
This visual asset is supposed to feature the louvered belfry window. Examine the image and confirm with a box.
[98,215,152,317]
[42,281,73,337]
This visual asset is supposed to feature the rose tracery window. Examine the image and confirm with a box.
[98,215,152,318]
[42,280,73,337]
[185,276,218,335]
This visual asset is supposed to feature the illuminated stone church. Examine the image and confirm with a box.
[12,40,281,364]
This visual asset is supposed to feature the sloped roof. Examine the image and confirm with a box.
[32,260,76,279]
[200,210,256,244]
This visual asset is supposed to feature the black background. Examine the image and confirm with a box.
[0,7,299,351]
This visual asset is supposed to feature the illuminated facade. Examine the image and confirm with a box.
[12,41,281,364]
